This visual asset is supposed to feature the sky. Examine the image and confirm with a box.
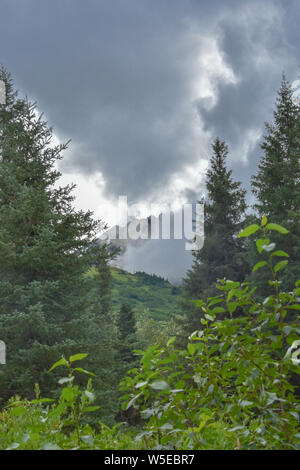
[1,0,300,282]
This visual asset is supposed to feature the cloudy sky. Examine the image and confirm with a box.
[1,0,300,281]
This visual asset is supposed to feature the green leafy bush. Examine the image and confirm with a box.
[0,353,146,450]
[1,218,299,450]
[120,218,300,450]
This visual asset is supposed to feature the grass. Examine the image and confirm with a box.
[110,267,181,321]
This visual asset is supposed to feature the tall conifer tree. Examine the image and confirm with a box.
[116,302,137,366]
[0,68,114,408]
[178,138,247,337]
[251,75,300,290]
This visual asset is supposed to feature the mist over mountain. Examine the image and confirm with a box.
[100,213,194,283]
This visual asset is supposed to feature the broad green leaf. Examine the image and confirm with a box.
[189,330,204,340]
[211,306,226,314]
[69,353,88,363]
[204,314,215,321]
[159,423,173,431]
[238,224,260,238]
[286,304,300,310]
[167,336,176,347]
[207,298,223,308]
[266,223,289,234]
[224,280,240,289]
[135,381,148,389]
[48,357,68,372]
[149,380,169,391]
[274,260,288,273]
[83,406,100,413]
[228,302,238,314]
[227,289,236,302]
[252,261,267,273]
[271,250,289,258]
[187,343,197,355]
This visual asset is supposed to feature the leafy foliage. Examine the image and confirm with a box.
[121,219,300,450]
[0,355,141,450]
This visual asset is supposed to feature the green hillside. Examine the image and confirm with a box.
[110,267,181,321]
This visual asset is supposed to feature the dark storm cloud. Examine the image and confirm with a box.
[0,0,299,201]
[0,0,209,199]
[196,0,300,193]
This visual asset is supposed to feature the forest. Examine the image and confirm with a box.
[0,67,299,450]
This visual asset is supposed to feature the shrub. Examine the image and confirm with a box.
[0,354,140,450]
[120,218,300,450]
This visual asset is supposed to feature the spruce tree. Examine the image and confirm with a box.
[115,303,140,425]
[251,75,300,291]
[178,138,247,337]
[0,68,114,408]
[116,302,137,366]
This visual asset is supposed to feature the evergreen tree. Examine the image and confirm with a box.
[251,75,300,291]
[0,68,114,411]
[178,138,247,337]
[116,302,137,366]
[115,303,140,425]
[82,243,121,424]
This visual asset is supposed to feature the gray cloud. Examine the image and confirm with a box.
[1,0,300,280]
[0,0,210,199]
[1,0,298,201]
[196,1,299,193]
[118,238,193,284]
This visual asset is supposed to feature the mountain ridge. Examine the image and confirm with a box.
[110,267,181,321]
